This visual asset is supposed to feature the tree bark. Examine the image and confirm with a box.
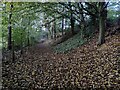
[20,30,23,55]
[69,2,75,35]
[27,17,30,46]
[53,20,56,39]
[8,4,13,50]
[51,19,56,39]
[70,14,75,35]
[61,17,64,36]
[79,3,85,40]
[47,24,52,39]
[51,24,54,39]
[98,2,107,45]
[98,16,105,45]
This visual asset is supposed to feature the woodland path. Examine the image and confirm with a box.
[2,34,120,89]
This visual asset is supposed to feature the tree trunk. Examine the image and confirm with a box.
[70,14,75,35]
[98,16,105,45]
[27,17,30,46]
[12,40,15,62]
[47,24,51,39]
[69,2,75,35]
[98,2,107,45]
[79,3,85,40]
[8,4,13,50]
[47,23,52,39]
[80,14,85,40]
[53,20,56,39]
[27,28,30,46]
[51,24,54,39]
[62,17,64,35]
[20,31,23,55]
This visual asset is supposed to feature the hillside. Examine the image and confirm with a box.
[54,32,86,53]
[2,31,120,89]
[2,2,120,90]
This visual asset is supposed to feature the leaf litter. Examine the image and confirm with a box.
[2,34,120,89]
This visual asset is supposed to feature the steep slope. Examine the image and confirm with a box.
[54,32,86,53]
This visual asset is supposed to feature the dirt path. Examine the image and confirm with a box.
[2,34,120,89]
[26,40,54,57]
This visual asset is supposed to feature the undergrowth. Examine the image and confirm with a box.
[54,32,86,53]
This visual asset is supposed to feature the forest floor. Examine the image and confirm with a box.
[2,32,120,89]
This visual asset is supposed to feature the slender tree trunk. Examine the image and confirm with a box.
[51,24,54,39]
[28,17,30,46]
[48,29,52,39]
[48,24,53,39]
[8,4,13,50]
[79,3,85,40]
[80,15,85,40]
[12,40,15,62]
[98,2,107,45]
[53,20,56,39]
[69,2,75,35]
[46,25,50,39]
[20,31,23,55]
[64,18,66,30]
[62,17,64,35]
[51,23,54,39]
[70,14,75,35]
[98,16,105,45]
[27,29,30,46]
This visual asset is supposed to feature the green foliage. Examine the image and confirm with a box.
[2,2,41,49]
[108,10,119,20]
[1,2,119,50]
[54,32,86,53]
